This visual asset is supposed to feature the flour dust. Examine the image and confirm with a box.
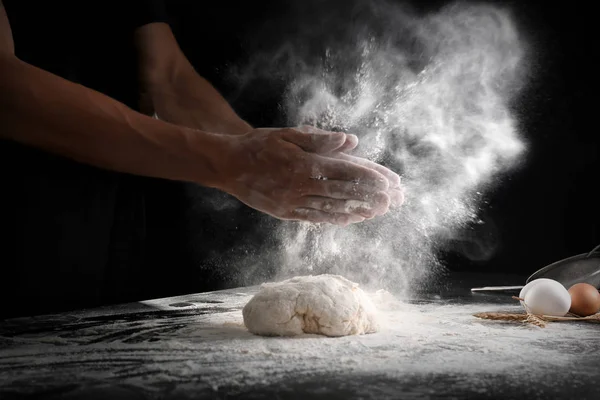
[230,0,530,296]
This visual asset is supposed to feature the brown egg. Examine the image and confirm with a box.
[568,283,600,317]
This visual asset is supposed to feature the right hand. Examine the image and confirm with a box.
[294,126,404,207]
[330,152,404,207]
[215,127,392,226]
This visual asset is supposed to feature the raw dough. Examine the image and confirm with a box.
[242,274,379,337]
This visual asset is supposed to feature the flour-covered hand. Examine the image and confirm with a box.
[215,127,391,225]
[331,152,404,208]
[295,126,402,207]
[296,125,359,153]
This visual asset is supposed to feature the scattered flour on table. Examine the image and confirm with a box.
[1,288,597,395]
[178,290,591,391]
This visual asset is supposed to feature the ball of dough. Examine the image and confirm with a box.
[242,274,379,337]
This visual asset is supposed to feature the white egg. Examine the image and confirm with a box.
[518,278,557,308]
[519,278,556,299]
[521,279,571,317]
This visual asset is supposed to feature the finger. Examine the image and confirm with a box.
[334,153,401,188]
[337,134,359,153]
[304,180,375,200]
[300,196,381,218]
[314,157,390,191]
[304,181,391,209]
[388,187,405,207]
[282,127,346,154]
[327,153,404,208]
[370,191,391,216]
[290,208,366,226]
[296,126,358,153]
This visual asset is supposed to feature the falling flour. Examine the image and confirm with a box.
[228,0,531,297]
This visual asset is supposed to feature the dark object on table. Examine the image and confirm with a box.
[471,244,600,295]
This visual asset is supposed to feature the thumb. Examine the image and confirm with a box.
[281,126,346,154]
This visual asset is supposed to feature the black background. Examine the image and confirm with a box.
[3,0,597,303]
[159,0,597,279]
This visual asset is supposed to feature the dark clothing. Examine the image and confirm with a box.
[3,1,168,107]
[0,1,170,318]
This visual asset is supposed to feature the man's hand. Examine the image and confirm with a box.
[330,152,404,207]
[296,126,404,207]
[213,127,392,226]
[133,23,402,224]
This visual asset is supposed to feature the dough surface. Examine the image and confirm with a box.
[242,274,379,337]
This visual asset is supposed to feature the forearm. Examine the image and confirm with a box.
[143,69,252,135]
[135,23,251,135]
[0,55,227,188]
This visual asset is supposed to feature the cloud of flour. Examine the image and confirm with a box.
[229,0,530,296]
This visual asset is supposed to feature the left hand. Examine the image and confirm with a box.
[296,126,404,208]
[331,152,404,207]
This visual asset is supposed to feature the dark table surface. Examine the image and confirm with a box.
[0,272,598,400]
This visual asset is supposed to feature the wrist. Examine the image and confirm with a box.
[223,119,252,135]
[144,87,252,135]
[183,129,240,191]
[142,65,253,135]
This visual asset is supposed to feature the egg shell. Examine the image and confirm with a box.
[519,278,558,309]
[568,283,600,317]
[522,279,571,317]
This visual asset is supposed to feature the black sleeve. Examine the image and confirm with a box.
[128,0,169,30]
